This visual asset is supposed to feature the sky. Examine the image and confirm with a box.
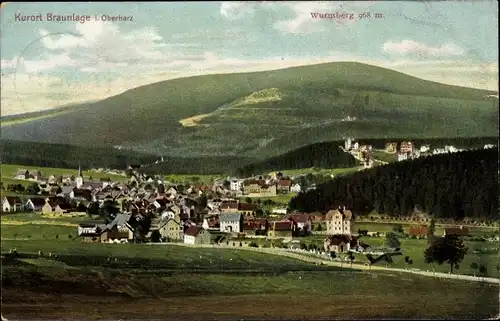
[1,1,498,116]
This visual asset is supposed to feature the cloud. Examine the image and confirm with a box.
[220,2,256,20]
[383,40,465,57]
[219,1,380,34]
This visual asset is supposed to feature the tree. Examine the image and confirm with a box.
[245,197,252,204]
[76,203,87,213]
[150,230,161,243]
[347,251,355,266]
[99,200,120,223]
[479,265,487,276]
[427,218,436,243]
[86,202,100,216]
[316,223,323,231]
[404,256,413,269]
[424,235,468,273]
[26,183,40,195]
[385,232,401,249]
[392,224,404,234]
[197,194,208,209]
[470,262,478,270]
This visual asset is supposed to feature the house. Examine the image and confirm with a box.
[419,145,430,153]
[277,179,292,192]
[285,213,312,235]
[78,223,107,243]
[101,213,135,243]
[409,226,428,238]
[54,203,73,214]
[400,141,413,154]
[236,202,256,218]
[443,226,469,237]
[229,179,243,191]
[325,207,353,235]
[397,152,410,162]
[220,201,238,212]
[271,208,288,215]
[385,142,398,153]
[70,188,92,201]
[323,234,360,253]
[243,179,277,197]
[2,196,24,212]
[183,226,211,245]
[15,169,30,180]
[290,183,302,193]
[267,220,297,238]
[25,198,46,212]
[158,217,183,241]
[220,212,243,233]
[242,219,268,236]
[202,218,220,230]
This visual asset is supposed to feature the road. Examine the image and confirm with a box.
[159,243,500,284]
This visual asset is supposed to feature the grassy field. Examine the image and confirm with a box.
[164,173,222,184]
[1,210,499,320]
[278,166,363,177]
[238,193,298,205]
[2,62,497,158]
[302,232,499,278]
[1,163,127,183]
[1,243,498,320]
[371,149,396,163]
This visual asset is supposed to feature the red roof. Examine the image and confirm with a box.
[185,226,204,237]
[238,203,256,211]
[243,219,268,230]
[409,226,428,237]
[221,201,238,210]
[272,220,294,231]
[285,213,311,223]
[445,227,469,236]
[4,196,23,204]
[278,179,292,187]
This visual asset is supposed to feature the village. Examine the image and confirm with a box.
[2,155,492,258]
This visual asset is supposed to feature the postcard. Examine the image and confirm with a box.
[0,1,498,320]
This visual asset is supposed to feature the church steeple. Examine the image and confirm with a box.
[76,161,84,188]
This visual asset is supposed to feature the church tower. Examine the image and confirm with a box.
[76,163,84,188]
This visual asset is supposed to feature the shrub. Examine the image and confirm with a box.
[68,234,72,239]
[248,241,258,247]
[55,235,59,239]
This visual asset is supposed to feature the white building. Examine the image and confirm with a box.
[290,183,302,193]
[444,145,458,153]
[183,226,211,245]
[230,179,243,191]
[397,153,409,162]
[219,212,243,233]
[2,196,23,212]
[419,145,430,153]
[484,144,495,149]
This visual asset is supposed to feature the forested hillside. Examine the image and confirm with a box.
[235,142,357,176]
[0,140,254,174]
[288,148,498,220]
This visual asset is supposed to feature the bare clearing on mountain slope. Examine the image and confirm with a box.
[179,88,283,128]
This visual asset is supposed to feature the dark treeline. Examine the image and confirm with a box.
[0,140,255,174]
[236,142,357,177]
[289,148,499,220]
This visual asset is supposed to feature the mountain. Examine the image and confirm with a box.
[1,62,498,158]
